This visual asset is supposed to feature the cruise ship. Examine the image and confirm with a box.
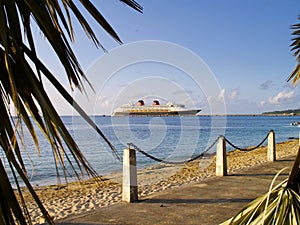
[112,100,201,116]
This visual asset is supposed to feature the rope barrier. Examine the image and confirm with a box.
[223,130,272,152]
[126,130,273,164]
[127,136,220,165]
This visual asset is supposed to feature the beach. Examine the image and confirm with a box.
[17,138,299,224]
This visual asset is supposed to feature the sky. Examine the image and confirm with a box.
[36,0,300,115]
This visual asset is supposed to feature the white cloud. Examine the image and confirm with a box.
[96,96,112,107]
[260,100,266,107]
[218,88,226,100]
[268,91,295,105]
[229,89,239,99]
[217,88,240,101]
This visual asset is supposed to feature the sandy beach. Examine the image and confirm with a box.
[18,139,299,224]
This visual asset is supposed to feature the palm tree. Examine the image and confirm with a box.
[0,1,142,224]
[288,15,300,85]
[221,16,300,225]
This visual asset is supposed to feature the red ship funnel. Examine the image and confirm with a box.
[153,100,160,105]
[137,100,145,106]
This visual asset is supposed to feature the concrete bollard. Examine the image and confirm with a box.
[122,148,138,202]
[216,136,227,176]
[267,130,276,162]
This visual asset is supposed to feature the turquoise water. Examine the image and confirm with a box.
[3,115,300,186]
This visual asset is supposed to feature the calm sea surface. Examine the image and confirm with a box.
[3,115,300,186]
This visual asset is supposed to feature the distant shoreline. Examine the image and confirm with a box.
[198,114,300,117]
[56,114,300,117]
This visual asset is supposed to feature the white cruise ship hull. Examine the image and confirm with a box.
[112,109,201,117]
[112,100,201,117]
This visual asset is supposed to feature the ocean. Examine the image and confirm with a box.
[2,115,300,186]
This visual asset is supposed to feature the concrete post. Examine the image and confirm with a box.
[216,136,227,176]
[122,148,138,202]
[267,130,276,162]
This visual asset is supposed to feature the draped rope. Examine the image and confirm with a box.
[127,136,220,165]
[223,130,272,152]
[125,130,272,164]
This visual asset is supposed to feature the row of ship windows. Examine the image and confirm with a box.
[129,109,170,113]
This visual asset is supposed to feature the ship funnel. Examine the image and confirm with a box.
[153,100,160,105]
[137,100,144,106]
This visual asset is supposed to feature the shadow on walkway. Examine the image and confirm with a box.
[59,156,295,225]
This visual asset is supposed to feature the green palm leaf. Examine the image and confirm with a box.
[0,0,142,224]
[221,179,300,225]
[288,15,300,84]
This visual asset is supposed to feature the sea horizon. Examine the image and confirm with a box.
[4,115,300,186]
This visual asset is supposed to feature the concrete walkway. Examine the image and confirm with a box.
[58,156,296,225]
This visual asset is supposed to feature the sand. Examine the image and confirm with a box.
[17,139,299,224]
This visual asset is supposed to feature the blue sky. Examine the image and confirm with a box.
[38,1,300,115]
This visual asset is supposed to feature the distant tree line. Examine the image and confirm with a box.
[262,108,300,115]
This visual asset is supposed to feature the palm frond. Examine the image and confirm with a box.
[120,0,143,13]
[221,171,300,225]
[288,15,300,84]
[0,0,142,224]
[287,146,300,194]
